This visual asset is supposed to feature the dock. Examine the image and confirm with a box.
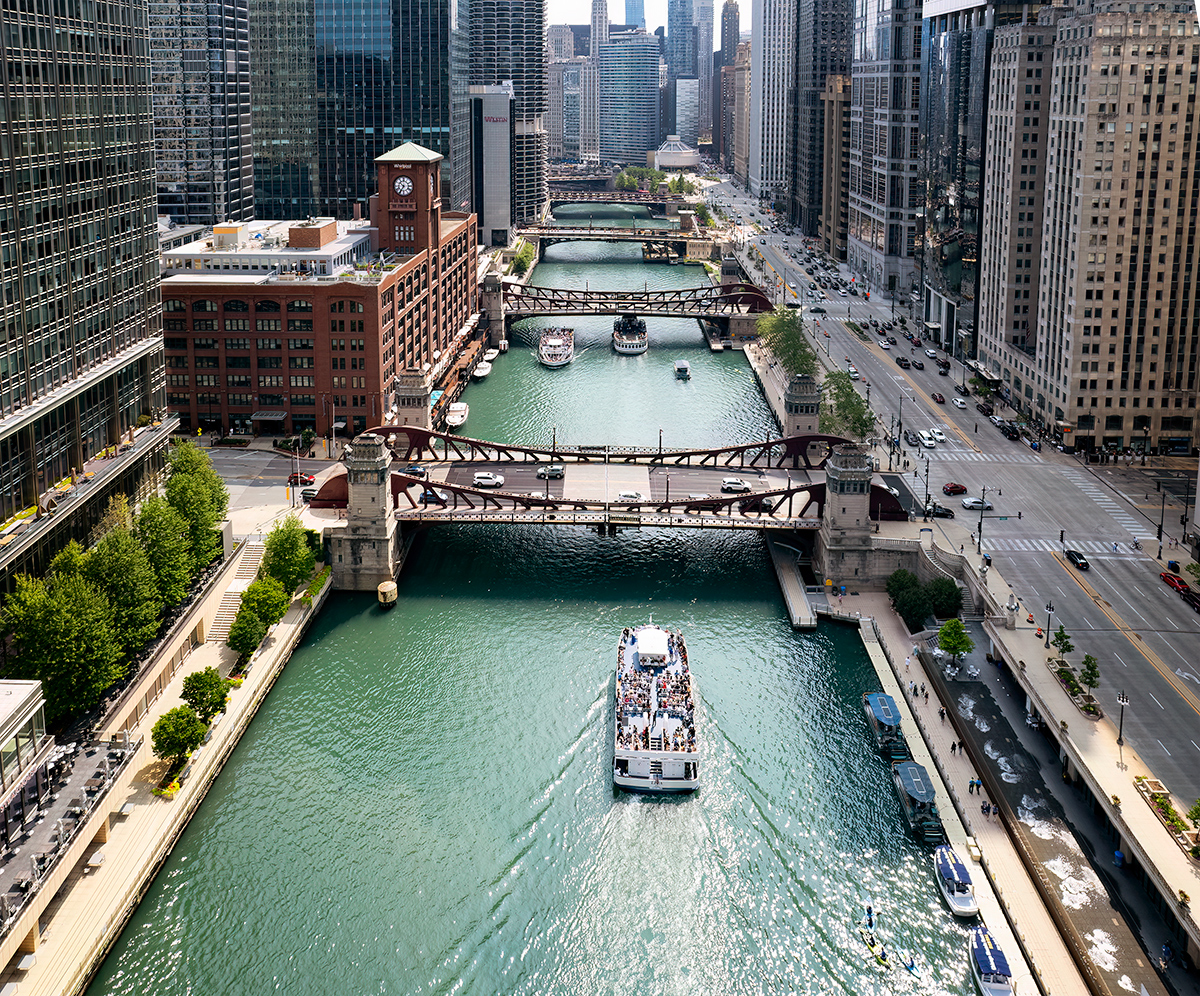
[765,534,816,628]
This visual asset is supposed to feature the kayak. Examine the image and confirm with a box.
[859,923,890,967]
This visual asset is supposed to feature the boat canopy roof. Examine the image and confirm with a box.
[635,627,669,660]
[893,761,937,804]
[971,927,1011,977]
[865,692,901,728]
[935,845,973,885]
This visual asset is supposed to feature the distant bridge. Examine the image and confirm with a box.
[546,190,692,213]
[521,225,708,261]
[502,283,773,321]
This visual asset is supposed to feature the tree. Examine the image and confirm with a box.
[165,441,229,576]
[1078,654,1101,703]
[511,241,535,276]
[820,371,877,441]
[49,540,89,578]
[135,496,193,606]
[181,666,232,722]
[938,618,975,663]
[1050,625,1075,660]
[226,606,267,662]
[895,586,933,633]
[241,576,291,628]
[886,569,922,603]
[260,515,316,593]
[85,527,163,657]
[95,494,133,538]
[756,306,818,378]
[1185,562,1200,586]
[151,705,207,764]
[695,203,712,226]
[926,577,964,619]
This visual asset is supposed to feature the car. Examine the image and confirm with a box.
[1180,590,1200,613]
[918,430,937,448]
[810,307,826,314]
[419,488,452,505]
[883,322,894,331]
[953,382,970,395]
[938,366,950,376]
[952,397,967,409]
[1001,426,1021,441]
[938,358,952,370]
[300,487,318,503]
[887,336,898,345]
[288,472,316,487]
[925,348,939,358]
[848,287,859,296]
[976,402,994,416]
[838,288,848,296]
[961,496,994,510]
[924,502,956,518]
[402,463,427,478]
[616,491,646,502]
[930,428,947,443]
[721,477,752,493]
[739,495,779,512]
[879,340,891,349]
[759,238,766,244]
[912,360,925,370]
[911,338,922,347]
[896,355,911,368]
[536,464,565,479]
[904,429,921,446]
[1065,550,1090,570]
[472,471,505,488]
[931,392,945,403]
[987,414,1005,426]
[943,482,968,495]
[1160,572,1191,593]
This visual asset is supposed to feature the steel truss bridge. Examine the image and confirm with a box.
[545,188,691,210]
[501,283,773,320]
[520,225,706,261]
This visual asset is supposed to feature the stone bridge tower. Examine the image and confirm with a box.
[783,374,821,435]
[814,443,875,585]
[330,433,401,590]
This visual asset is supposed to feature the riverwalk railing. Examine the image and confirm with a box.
[394,507,824,530]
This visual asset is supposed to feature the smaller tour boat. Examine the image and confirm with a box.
[933,844,979,917]
[472,361,493,380]
[444,401,469,429]
[612,314,648,354]
[674,359,691,379]
[863,692,910,762]
[482,347,500,363]
[891,760,945,845]
[968,927,1013,996]
[538,328,575,368]
[498,339,509,352]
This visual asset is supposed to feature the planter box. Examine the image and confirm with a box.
[1135,777,1200,860]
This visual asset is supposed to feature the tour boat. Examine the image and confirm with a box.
[612,314,648,354]
[863,692,910,763]
[891,760,945,845]
[538,328,575,368]
[674,359,691,380]
[613,623,698,793]
[482,348,500,363]
[968,926,1013,996]
[444,402,469,429]
[472,361,493,380]
[933,844,980,917]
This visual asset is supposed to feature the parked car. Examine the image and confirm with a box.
[1160,572,1191,593]
[1065,550,1090,570]
[721,477,752,493]
[924,502,956,518]
[472,471,505,487]
[938,366,950,376]
[976,402,994,416]
[1180,590,1200,613]
[953,382,970,395]
[536,464,565,479]
[931,392,945,403]
[962,496,993,510]
[1001,426,1021,441]
[288,472,316,486]
[989,414,1007,426]
[952,397,967,409]
[943,482,967,496]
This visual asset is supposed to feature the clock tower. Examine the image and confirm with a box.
[374,142,443,253]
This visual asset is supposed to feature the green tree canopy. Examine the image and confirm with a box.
[260,515,316,593]
[756,306,818,379]
[135,496,193,606]
[166,441,229,576]
[512,242,535,276]
[1050,625,1075,660]
[95,494,133,538]
[695,203,712,226]
[926,577,965,619]
[84,527,163,657]
[819,371,877,441]
[937,618,975,663]
[151,705,207,764]
[227,606,267,662]
[1078,654,1101,703]
[895,586,933,633]
[49,539,89,578]
[886,569,922,603]
[181,666,232,722]
[241,576,291,628]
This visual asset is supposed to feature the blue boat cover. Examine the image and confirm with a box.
[971,927,1011,977]
[865,693,901,728]
[935,845,973,885]
[893,761,937,804]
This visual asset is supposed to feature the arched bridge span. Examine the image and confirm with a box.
[501,283,773,321]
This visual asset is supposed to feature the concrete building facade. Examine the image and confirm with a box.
[468,85,516,245]
[730,41,753,182]
[819,74,852,260]
[599,32,664,163]
[749,0,794,201]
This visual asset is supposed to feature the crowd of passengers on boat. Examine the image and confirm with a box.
[615,627,696,753]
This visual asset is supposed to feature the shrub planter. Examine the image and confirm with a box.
[1044,659,1104,720]
[1135,776,1200,860]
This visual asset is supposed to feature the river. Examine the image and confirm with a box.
[86,206,973,996]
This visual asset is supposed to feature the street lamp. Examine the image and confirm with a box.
[1044,600,1054,648]
[658,427,663,459]
[1116,690,1129,745]
[1157,489,1166,560]
[1142,425,1149,466]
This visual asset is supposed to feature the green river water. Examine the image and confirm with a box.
[86,207,974,996]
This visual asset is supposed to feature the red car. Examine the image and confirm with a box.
[288,472,316,486]
[942,482,967,496]
[1160,572,1191,593]
[931,392,945,404]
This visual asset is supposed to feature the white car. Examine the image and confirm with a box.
[952,398,967,409]
[616,491,646,502]
[925,348,939,358]
[721,477,752,493]
[918,430,937,448]
[962,496,994,510]
[472,471,505,488]
[930,428,947,443]
[879,340,891,349]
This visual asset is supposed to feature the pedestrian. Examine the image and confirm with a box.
[958,740,965,753]
[968,778,974,794]
[950,741,957,756]
[939,707,946,724]
[960,545,964,555]
[924,689,929,705]
[920,683,926,697]
[981,800,988,817]
[905,656,911,671]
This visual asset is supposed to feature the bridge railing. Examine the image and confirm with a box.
[394,507,823,529]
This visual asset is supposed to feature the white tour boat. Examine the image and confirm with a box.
[613,624,698,793]
[612,314,648,354]
[482,347,500,363]
[472,361,493,380]
[969,927,1013,996]
[933,844,979,917]
[674,359,691,380]
[538,328,575,368]
[444,402,469,429]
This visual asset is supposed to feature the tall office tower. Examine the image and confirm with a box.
[713,1,740,161]
[720,0,740,61]
[819,74,851,260]
[696,0,714,134]
[468,85,515,244]
[786,0,851,232]
[250,0,469,219]
[748,0,793,202]
[581,0,609,160]
[599,32,663,162]
[0,0,170,586]
[626,0,646,29]
[548,23,576,58]
[467,0,549,225]
[846,0,922,298]
[549,58,585,159]
[979,2,1200,454]
[731,41,753,181]
[668,0,698,79]
[674,78,702,146]
[152,0,255,226]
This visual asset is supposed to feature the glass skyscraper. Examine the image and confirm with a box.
[599,33,663,163]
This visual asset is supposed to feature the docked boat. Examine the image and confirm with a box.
[933,844,980,917]
[538,327,574,368]
[674,359,691,380]
[891,760,945,845]
[444,401,468,429]
[613,623,698,793]
[482,348,500,363]
[863,692,910,762]
[472,361,493,380]
[968,926,1013,996]
[612,314,648,354]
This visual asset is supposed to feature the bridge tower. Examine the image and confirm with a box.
[480,263,506,344]
[330,433,402,591]
[783,374,821,436]
[815,443,874,585]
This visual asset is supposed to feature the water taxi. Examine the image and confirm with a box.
[444,402,469,429]
[862,692,910,762]
[613,624,697,793]
[472,361,493,380]
[969,926,1013,996]
[538,328,574,368]
[933,844,979,917]
[612,314,648,354]
[674,359,691,380]
[891,760,945,844]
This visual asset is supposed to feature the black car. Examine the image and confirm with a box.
[887,336,898,345]
[954,383,971,396]
[1065,550,1090,570]
[976,401,994,416]
[911,360,925,370]
[1180,590,1200,613]
[739,495,780,513]
[896,356,911,369]
[924,502,956,518]
[1001,426,1021,441]
[938,366,950,376]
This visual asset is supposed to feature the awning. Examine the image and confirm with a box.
[251,410,288,419]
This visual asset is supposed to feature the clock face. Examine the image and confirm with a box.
[393,175,413,196]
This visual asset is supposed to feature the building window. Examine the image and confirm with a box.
[193,300,218,312]
[257,339,282,351]
[256,319,282,332]
[225,338,251,350]
[287,338,315,350]
[255,300,281,312]
[224,300,249,312]
[287,299,314,312]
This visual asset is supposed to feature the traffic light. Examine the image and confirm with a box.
[1018,511,1022,519]
[1060,529,1065,543]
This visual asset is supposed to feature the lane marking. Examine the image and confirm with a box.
[1148,691,1165,709]
[1157,740,1172,757]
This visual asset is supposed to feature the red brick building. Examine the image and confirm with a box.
[161,143,478,438]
